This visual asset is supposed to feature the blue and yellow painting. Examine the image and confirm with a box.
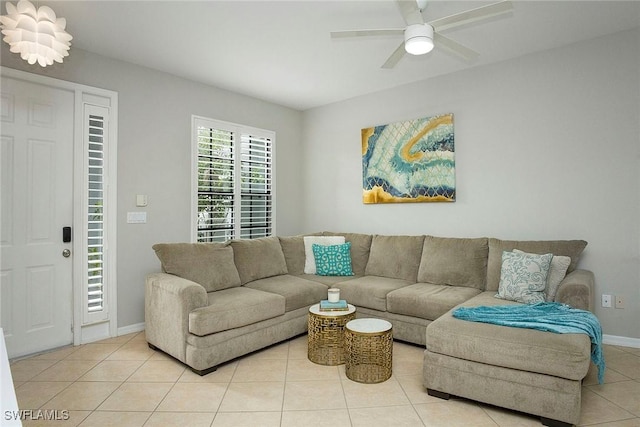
[362,113,455,204]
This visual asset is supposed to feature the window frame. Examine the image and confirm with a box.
[191,116,275,243]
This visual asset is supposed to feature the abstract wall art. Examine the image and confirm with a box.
[362,113,455,203]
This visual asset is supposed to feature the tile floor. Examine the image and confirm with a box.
[9,332,640,427]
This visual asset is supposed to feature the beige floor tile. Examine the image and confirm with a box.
[588,381,640,416]
[105,341,154,361]
[10,359,58,381]
[64,343,121,360]
[481,404,541,426]
[30,346,78,360]
[605,353,640,380]
[97,382,173,411]
[286,357,341,381]
[287,335,310,360]
[584,365,631,386]
[232,358,287,382]
[414,400,499,427]
[78,360,144,382]
[32,360,99,382]
[155,382,227,412]
[218,382,285,412]
[281,409,351,427]
[578,419,640,427]
[283,380,346,410]
[21,410,91,427]
[15,381,72,409]
[96,333,137,345]
[349,405,425,427]
[212,411,281,427]
[579,387,637,425]
[127,359,186,382]
[342,377,410,408]
[144,411,216,427]
[396,374,441,405]
[41,381,121,411]
[177,361,237,383]
[77,411,151,427]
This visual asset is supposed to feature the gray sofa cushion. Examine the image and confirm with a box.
[189,287,285,336]
[152,243,241,292]
[426,291,591,380]
[335,276,412,311]
[322,232,373,275]
[365,235,425,282]
[387,283,482,321]
[244,274,328,312]
[279,235,306,275]
[418,236,488,289]
[486,238,588,291]
[230,236,288,284]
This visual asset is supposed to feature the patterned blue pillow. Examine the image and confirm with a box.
[312,242,354,276]
[496,250,553,304]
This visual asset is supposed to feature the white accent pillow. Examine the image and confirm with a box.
[513,249,571,302]
[496,250,553,304]
[303,236,345,274]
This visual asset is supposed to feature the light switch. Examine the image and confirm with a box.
[127,212,147,224]
[136,194,148,207]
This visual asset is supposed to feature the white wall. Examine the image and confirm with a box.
[1,47,304,329]
[301,29,640,339]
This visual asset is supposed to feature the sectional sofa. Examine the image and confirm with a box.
[145,232,594,427]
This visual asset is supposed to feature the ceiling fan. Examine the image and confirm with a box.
[330,0,513,69]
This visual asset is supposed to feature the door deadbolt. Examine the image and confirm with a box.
[62,249,71,258]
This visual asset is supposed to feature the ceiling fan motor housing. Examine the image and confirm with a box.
[404,23,434,55]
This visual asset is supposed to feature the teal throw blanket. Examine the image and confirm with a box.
[452,302,605,384]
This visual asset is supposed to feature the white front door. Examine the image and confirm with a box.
[1,76,75,358]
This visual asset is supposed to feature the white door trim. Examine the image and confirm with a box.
[1,66,118,346]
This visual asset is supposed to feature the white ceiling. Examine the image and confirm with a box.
[38,0,640,110]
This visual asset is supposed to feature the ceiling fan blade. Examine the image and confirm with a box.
[395,0,424,26]
[428,0,513,32]
[381,41,406,69]
[434,33,479,62]
[330,29,404,38]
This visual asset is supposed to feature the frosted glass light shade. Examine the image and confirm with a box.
[404,24,434,56]
[0,0,72,67]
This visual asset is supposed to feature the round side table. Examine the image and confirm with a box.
[345,318,393,383]
[307,303,356,365]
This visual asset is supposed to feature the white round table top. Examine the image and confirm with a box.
[346,318,392,334]
[309,303,356,316]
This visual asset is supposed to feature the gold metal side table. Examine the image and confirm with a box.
[345,318,393,383]
[307,303,356,365]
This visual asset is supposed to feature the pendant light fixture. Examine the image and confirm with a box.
[0,0,72,67]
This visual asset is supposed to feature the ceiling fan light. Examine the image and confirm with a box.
[404,23,434,55]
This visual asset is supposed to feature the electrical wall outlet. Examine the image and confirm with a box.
[615,295,625,309]
[601,294,612,308]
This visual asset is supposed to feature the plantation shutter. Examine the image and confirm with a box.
[84,104,109,324]
[193,117,274,243]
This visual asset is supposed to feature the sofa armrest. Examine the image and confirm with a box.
[145,272,208,362]
[554,269,594,312]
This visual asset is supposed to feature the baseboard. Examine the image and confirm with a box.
[117,322,145,336]
[603,334,640,349]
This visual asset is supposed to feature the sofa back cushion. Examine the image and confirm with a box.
[152,243,241,292]
[278,235,306,275]
[417,236,488,289]
[322,232,373,275]
[365,235,425,282]
[230,236,288,284]
[486,238,588,291]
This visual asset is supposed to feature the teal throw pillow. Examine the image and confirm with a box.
[496,250,553,304]
[312,242,354,276]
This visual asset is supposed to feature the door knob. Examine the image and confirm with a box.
[62,249,71,258]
